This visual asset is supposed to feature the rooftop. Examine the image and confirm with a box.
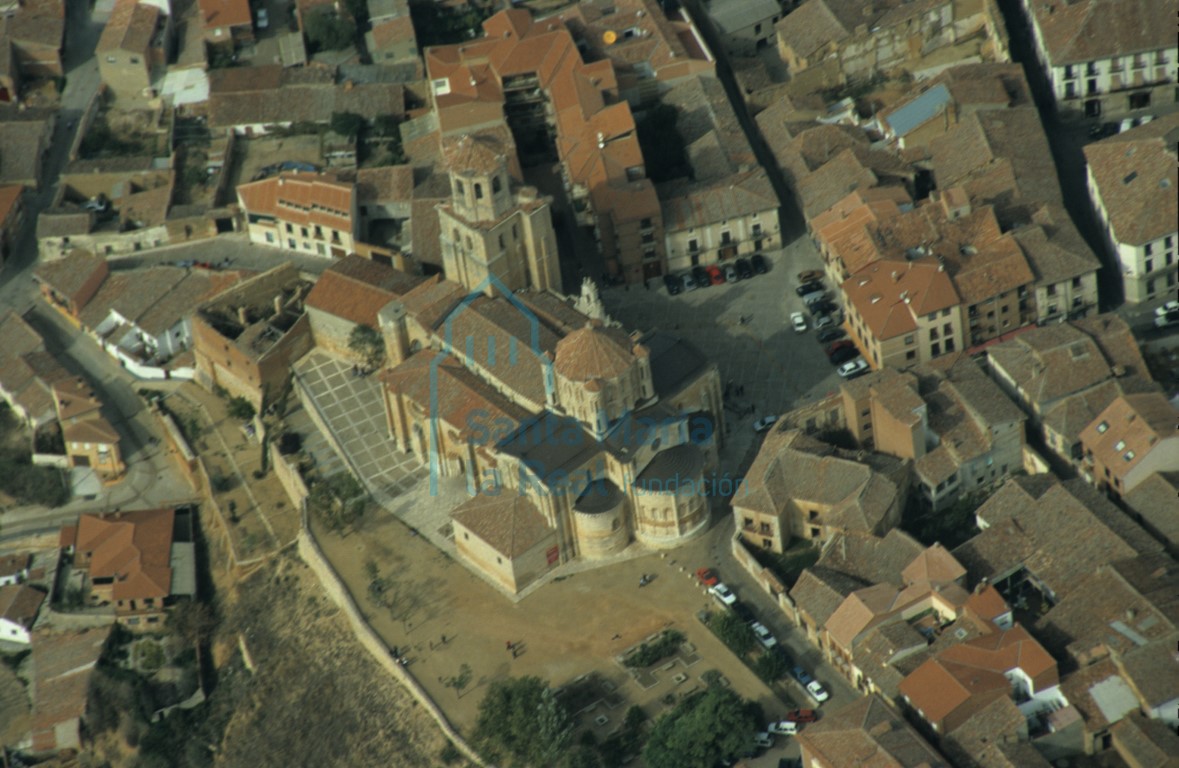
[842,258,960,341]
[1079,392,1178,483]
[796,693,949,768]
[1028,0,1174,65]
[304,255,425,327]
[96,0,159,55]
[451,490,553,559]
[71,508,177,602]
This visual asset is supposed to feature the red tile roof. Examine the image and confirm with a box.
[0,583,45,629]
[236,172,354,232]
[0,184,21,226]
[843,258,960,341]
[71,508,175,602]
[553,321,637,382]
[198,0,252,31]
[304,255,425,327]
[30,628,110,752]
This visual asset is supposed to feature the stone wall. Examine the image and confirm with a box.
[729,531,799,625]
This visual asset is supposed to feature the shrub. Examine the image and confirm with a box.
[622,630,685,668]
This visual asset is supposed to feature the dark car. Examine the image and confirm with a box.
[663,273,683,295]
[830,346,859,365]
[735,258,754,280]
[810,300,838,315]
[826,340,855,358]
[816,327,846,343]
[732,602,755,624]
[692,265,710,288]
[751,253,769,274]
[796,281,823,297]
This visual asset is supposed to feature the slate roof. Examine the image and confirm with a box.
[1029,0,1174,65]
[451,490,553,559]
[1083,113,1179,247]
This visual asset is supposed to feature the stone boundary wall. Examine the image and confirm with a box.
[269,442,309,513]
[729,532,800,626]
[296,525,490,767]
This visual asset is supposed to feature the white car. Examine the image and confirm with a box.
[768,720,798,736]
[752,732,774,749]
[1155,312,1179,328]
[753,415,778,433]
[791,311,807,333]
[709,583,737,606]
[806,680,830,703]
[1155,300,1179,317]
[837,358,869,378]
[751,622,778,650]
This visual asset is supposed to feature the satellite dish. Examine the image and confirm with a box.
[603,30,617,45]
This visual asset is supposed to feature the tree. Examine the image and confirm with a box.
[304,7,356,52]
[753,649,789,683]
[448,663,472,698]
[307,472,367,533]
[474,676,571,766]
[710,611,756,657]
[330,111,366,139]
[642,687,760,768]
[168,599,218,646]
[226,396,256,422]
[348,323,386,370]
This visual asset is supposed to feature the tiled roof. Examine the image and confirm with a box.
[0,120,47,186]
[198,0,252,30]
[1123,471,1179,546]
[843,258,960,341]
[1110,712,1179,768]
[72,508,175,602]
[368,15,415,51]
[1083,113,1179,246]
[940,697,1039,768]
[775,0,850,60]
[1079,392,1178,483]
[34,250,108,306]
[1014,205,1101,285]
[304,256,424,327]
[451,490,553,559]
[209,65,404,128]
[658,169,777,232]
[1070,314,1151,376]
[790,566,868,627]
[408,197,443,266]
[1029,0,1174,65]
[30,628,110,753]
[0,183,20,224]
[1117,633,1179,708]
[0,583,45,629]
[818,529,926,588]
[443,132,507,175]
[62,416,120,445]
[355,165,414,204]
[119,180,173,228]
[52,377,102,421]
[797,694,948,768]
[399,275,467,330]
[708,0,780,35]
[796,148,880,220]
[0,311,71,423]
[553,321,636,382]
[851,620,928,698]
[97,0,158,55]
[902,544,966,585]
[237,171,353,231]
[7,0,64,49]
[0,552,30,580]
[986,322,1120,407]
[1058,656,1132,732]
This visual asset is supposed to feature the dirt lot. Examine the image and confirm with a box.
[224,134,325,193]
[212,551,469,768]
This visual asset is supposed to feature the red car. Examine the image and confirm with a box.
[705,264,726,285]
[784,709,818,723]
[696,567,720,586]
[826,340,855,358]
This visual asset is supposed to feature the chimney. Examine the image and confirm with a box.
[237,306,249,326]
[273,295,283,316]
[891,270,900,282]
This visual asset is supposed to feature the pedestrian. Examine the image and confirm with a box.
[506,640,512,652]
[440,634,446,645]
[512,647,518,659]
[612,633,621,640]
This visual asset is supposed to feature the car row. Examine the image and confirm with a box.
[664,255,768,295]
[792,665,830,703]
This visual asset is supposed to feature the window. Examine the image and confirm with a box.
[904,335,915,345]
[492,176,502,194]
[906,350,917,361]
[301,227,308,238]
[286,223,293,233]
[1096,420,1109,433]
[1047,284,1058,296]
[130,56,140,64]
[1072,277,1082,288]
[688,239,699,252]
[265,232,274,243]
[945,338,955,352]
[1145,260,1153,273]
[641,217,653,229]
[943,323,953,336]
[1064,64,1075,79]
[455,180,464,197]
[941,309,951,318]
[931,342,941,357]
[474,183,483,199]
[1114,440,1126,451]
[754,22,761,34]
[498,234,505,250]
[1124,451,1136,461]
[1166,235,1173,249]
[288,239,296,248]
[1145,243,1153,255]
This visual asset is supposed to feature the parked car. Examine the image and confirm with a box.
[751,622,778,649]
[803,290,827,307]
[809,300,838,316]
[724,262,739,282]
[813,314,833,329]
[806,680,830,703]
[696,567,720,586]
[751,253,769,274]
[829,346,859,365]
[709,583,737,605]
[816,327,846,343]
[1155,311,1179,328]
[256,7,269,28]
[680,271,699,291]
[692,265,710,287]
[837,358,869,378]
[706,264,725,285]
[778,759,803,768]
[797,270,824,284]
[767,720,798,736]
[784,709,818,723]
[791,311,807,333]
[663,273,683,295]
[792,666,813,685]
[752,732,774,749]
[795,281,823,297]
[732,601,755,623]
[735,258,754,279]
[753,415,779,433]
[825,340,853,357]
[1155,300,1179,317]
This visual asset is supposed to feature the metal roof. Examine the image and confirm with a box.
[885,83,951,138]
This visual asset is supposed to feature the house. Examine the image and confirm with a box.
[424,8,667,284]
[0,310,72,428]
[6,0,65,79]
[0,106,53,188]
[775,0,991,86]
[939,696,1054,768]
[34,250,110,320]
[0,552,31,586]
[899,624,1062,734]
[207,64,405,134]
[1079,392,1179,498]
[197,0,254,47]
[705,0,782,56]
[1122,471,1179,554]
[191,263,313,409]
[984,316,1156,469]
[437,132,561,296]
[53,377,124,480]
[952,475,1163,606]
[0,183,22,267]
[1111,713,1179,768]
[1083,114,1179,303]
[796,694,950,768]
[1018,0,1176,121]
[0,583,46,644]
[735,428,909,553]
[303,254,424,358]
[366,16,416,64]
[96,0,167,102]
[236,171,358,257]
[65,507,196,627]
[29,627,111,754]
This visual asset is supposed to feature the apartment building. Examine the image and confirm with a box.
[236,172,358,258]
[1078,392,1179,498]
[96,0,168,102]
[1020,0,1176,121]
[1083,114,1179,303]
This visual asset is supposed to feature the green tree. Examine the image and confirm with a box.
[474,676,571,766]
[307,472,367,533]
[304,6,356,52]
[535,686,573,766]
[710,611,756,657]
[330,111,366,139]
[565,746,601,768]
[226,396,256,422]
[348,323,386,370]
[450,662,473,698]
[642,687,760,768]
[753,649,789,683]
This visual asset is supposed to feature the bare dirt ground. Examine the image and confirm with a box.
[212,550,472,768]
[225,134,325,194]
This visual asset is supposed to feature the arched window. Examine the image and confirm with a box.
[474,183,484,199]
[492,175,502,194]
